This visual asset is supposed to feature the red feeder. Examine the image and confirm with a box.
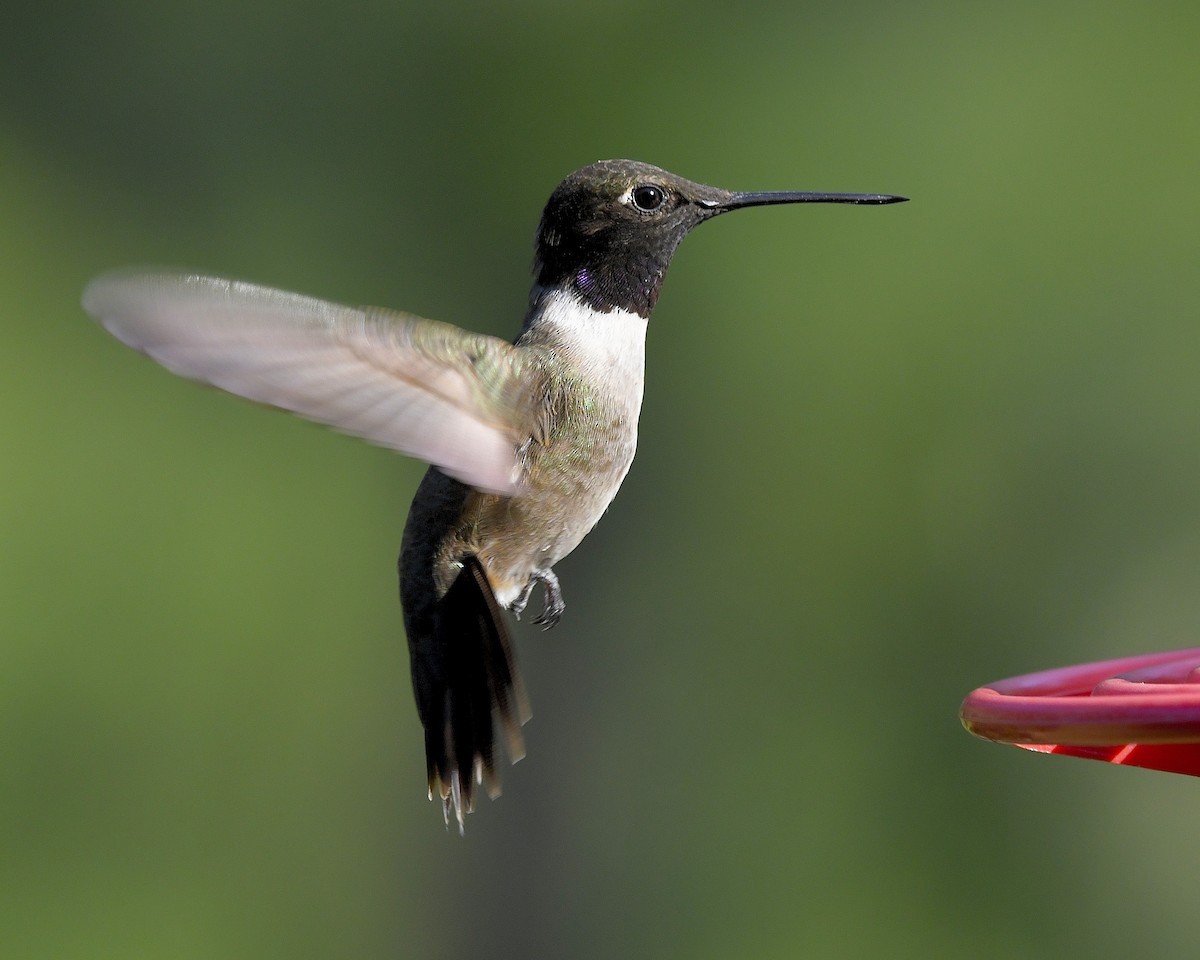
[960,647,1200,777]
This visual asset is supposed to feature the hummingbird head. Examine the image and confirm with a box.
[532,159,906,318]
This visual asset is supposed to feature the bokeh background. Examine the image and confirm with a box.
[5,2,1200,957]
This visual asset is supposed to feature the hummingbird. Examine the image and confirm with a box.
[82,159,906,830]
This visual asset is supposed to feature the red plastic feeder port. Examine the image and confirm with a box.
[960,647,1200,776]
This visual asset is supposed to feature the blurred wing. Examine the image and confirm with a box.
[82,271,534,494]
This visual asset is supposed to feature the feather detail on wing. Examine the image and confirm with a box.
[82,271,534,494]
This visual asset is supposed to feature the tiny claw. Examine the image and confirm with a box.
[511,569,564,628]
[510,578,537,620]
[532,597,564,629]
[533,572,565,629]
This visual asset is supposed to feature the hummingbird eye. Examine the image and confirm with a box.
[630,184,667,212]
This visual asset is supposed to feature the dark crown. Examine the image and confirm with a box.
[532,160,731,318]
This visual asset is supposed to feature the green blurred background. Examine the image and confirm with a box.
[5,1,1200,957]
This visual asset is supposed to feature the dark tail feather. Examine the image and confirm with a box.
[425,555,531,831]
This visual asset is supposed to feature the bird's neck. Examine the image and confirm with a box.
[517,286,647,400]
[533,245,674,318]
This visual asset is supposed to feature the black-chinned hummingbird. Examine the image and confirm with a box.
[82,159,906,830]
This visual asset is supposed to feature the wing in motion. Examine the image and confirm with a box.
[82,271,534,494]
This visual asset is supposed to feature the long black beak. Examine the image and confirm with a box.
[717,190,908,210]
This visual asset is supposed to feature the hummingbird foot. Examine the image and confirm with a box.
[509,579,536,620]
[510,569,564,629]
[532,569,564,629]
